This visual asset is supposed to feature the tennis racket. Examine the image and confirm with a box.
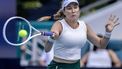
[3,16,53,46]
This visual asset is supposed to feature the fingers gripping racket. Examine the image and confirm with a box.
[3,16,53,46]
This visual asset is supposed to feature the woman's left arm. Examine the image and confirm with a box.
[87,14,120,48]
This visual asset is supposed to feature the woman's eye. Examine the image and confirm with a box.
[66,7,72,10]
[66,6,78,10]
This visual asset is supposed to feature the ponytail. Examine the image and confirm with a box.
[53,9,65,20]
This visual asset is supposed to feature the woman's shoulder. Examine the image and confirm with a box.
[53,20,62,25]
[52,20,63,30]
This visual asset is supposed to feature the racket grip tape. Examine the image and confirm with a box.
[42,32,54,36]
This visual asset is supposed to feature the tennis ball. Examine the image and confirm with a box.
[19,29,28,37]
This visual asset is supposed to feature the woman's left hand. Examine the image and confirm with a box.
[105,14,120,32]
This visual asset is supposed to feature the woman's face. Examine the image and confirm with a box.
[63,2,80,20]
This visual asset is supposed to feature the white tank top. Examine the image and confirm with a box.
[86,49,112,68]
[53,19,87,60]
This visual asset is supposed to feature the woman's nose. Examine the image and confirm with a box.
[72,8,75,13]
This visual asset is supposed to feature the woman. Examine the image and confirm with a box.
[45,0,120,69]
[80,34,121,68]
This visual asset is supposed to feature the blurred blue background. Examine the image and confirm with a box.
[0,0,17,58]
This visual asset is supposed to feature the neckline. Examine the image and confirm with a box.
[63,19,80,30]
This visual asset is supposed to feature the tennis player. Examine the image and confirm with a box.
[45,0,120,69]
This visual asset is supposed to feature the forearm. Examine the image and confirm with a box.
[100,32,111,48]
[100,37,110,48]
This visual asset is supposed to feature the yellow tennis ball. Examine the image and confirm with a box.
[19,29,28,37]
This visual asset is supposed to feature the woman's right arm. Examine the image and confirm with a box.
[45,21,62,52]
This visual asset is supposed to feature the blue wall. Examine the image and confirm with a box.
[0,0,16,46]
[0,0,17,58]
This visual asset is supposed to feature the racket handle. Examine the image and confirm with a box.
[42,32,54,36]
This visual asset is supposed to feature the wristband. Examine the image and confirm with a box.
[104,32,111,38]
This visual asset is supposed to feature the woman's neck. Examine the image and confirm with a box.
[64,18,79,29]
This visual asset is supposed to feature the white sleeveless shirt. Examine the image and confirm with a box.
[86,49,112,68]
[53,19,87,60]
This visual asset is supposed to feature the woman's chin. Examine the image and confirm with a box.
[70,17,78,20]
